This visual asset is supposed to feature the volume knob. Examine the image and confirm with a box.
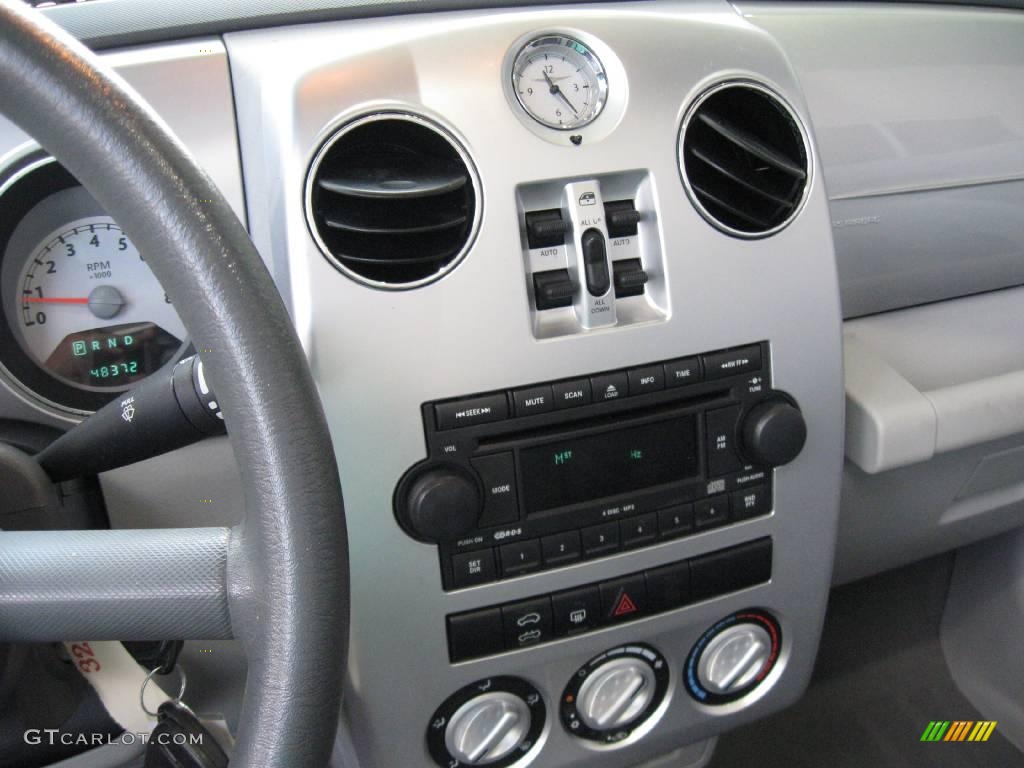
[400,466,481,543]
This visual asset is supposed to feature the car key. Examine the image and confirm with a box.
[144,700,229,768]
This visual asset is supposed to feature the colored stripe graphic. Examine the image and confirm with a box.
[921,722,950,741]
[945,721,973,741]
[969,722,998,742]
[921,721,997,742]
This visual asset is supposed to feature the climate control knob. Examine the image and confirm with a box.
[577,658,656,731]
[446,692,530,765]
[398,465,481,543]
[427,677,545,768]
[741,398,807,467]
[561,644,669,744]
[697,623,772,694]
[685,609,782,705]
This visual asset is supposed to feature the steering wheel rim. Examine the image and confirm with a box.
[0,3,348,767]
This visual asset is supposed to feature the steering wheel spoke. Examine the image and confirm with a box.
[0,527,233,641]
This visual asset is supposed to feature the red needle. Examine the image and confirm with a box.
[22,296,90,305]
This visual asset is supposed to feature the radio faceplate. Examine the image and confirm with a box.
[394,342,779,591]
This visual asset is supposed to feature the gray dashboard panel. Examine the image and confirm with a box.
[226,2,844,766]
[740,2,1024,317]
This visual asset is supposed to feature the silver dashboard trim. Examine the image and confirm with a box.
[226,3,844,766]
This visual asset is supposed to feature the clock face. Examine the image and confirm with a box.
[511,36,608,131]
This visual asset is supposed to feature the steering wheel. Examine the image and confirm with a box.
[0,3,348,767]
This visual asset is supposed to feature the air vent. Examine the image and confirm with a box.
[306,114,479,287]
[679,82,809,238]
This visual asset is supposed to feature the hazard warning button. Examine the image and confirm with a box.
[599,575,648,624]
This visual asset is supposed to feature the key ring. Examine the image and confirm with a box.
[140,664,187,718]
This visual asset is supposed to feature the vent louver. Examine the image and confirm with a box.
[306,114,478,287]
[679,82,809,238]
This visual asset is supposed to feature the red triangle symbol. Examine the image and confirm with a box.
[613,592,638,617]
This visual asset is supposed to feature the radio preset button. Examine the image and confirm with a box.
[472,453,520,528]
[513,385,554,416]
[695,495,731,529]
[448,608,505,662]
[706,405,744,477]
[552,585,601,636]
[552,378,593,409]
[500,539,542,577]
[621,513,657,549]
[542,531,581,566]
[590,371,628,403]
[732,486,768,521]
[581,522,620,557]
[451,549,498,589]
[435,393,509,430]
[658,503,694,539]
[665,357,702,387]
[600,575,648,623]
[703,345,762,380]
[502,597,554,649]
[627,365,665,395]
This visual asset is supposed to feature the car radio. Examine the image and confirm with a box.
[394,341,807,591]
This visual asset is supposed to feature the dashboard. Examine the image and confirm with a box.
[2,1,1023,767]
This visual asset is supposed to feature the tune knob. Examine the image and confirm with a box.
[427,677,545,768]
[741,398,807,467]
[398,465,481,543]
[561,644,669,744]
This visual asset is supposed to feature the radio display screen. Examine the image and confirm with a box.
[519,416,699,514]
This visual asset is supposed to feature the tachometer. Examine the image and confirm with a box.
[12,217,185,390]
[0,158,188,413]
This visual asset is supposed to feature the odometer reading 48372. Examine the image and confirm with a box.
[12,216,186,391]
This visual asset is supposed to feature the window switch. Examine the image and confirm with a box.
[525,209,569,249]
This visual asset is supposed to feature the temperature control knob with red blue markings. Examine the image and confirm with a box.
[685,609,782,705]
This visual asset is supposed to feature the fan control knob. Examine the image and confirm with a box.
[576,658,656,731]
[561,644,669,744]
[398,465,481,543]
[741,398,807,467]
